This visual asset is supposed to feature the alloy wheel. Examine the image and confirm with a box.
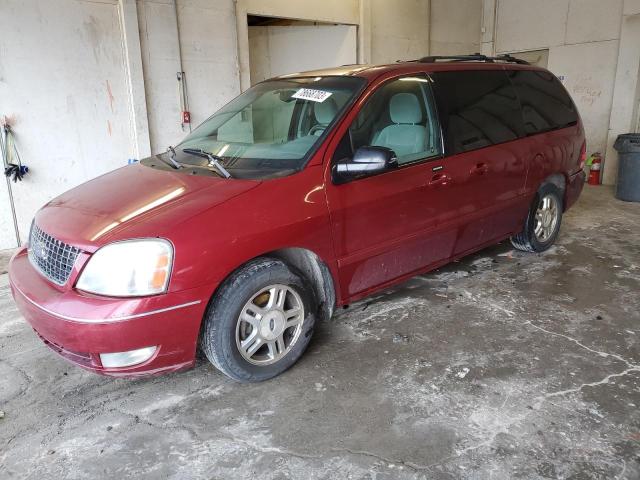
[235,284,305,365]
[534,194,559,242]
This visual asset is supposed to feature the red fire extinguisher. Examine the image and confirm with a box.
[588,152,602,185]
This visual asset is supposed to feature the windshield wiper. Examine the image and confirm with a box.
[159,146,183,170]
[181,148,232,179]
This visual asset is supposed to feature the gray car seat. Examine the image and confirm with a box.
[371,93,427,157]
[311,98,338,136]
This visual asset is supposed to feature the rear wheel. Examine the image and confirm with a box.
[511,183,563,253]
[200,258,316,382]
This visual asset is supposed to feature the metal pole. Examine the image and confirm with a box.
[1,124,21,246]
[4,176,21,246]
[173,0,191,132]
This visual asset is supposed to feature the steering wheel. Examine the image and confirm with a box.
[308,124,326,136]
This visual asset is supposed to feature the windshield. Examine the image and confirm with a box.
[177,76,365,179]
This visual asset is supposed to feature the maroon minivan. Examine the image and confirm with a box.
[9,55,586,381]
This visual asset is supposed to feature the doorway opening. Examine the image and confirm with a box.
[505,49,549,68]
[247,15,358,86]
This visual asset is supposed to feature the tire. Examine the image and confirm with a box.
[200,257,316,382]
[510,183,564,253]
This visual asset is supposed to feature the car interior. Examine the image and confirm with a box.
[347,77,441,164]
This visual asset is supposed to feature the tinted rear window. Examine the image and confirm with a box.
[431,70,525,155]
[506,70,578,135]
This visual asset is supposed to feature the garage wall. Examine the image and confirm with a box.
[492,0,621,162]
[178,1,239,130]
[604,2,640,183]
[430,0,482,55]
[248,25,358,84]
[137,0,183,154]
[0,0,140,246]
[235,0,360,91]
[548,41,618,169]
[369,0,430,63]
[482,0,640,184]
[137,0,240,154]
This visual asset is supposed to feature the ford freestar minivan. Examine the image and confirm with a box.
[9,55,586,381]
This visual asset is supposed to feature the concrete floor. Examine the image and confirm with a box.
[0,248,14,276]
[1,185,639,479]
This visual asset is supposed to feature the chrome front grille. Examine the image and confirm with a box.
[28,223,81,285]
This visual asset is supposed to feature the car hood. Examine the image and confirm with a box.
[35,162,260,252]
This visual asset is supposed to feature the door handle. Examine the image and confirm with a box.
[470,162,489,175]
[428,172,452,187]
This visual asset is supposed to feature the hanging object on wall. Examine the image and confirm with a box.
[177,71,191,132]
[1,117,29,182]
[1,115,25,245]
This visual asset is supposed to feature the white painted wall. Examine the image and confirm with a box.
[483,0,640,185]
[235,0,360,91]
[137,0,240,154]
[548,40,619,164]
[0,0,138,244]
[248,25,358,84]
[604,2,640,183]
[430,0,482,55]
[369,0,430,63]
[177,1,240,131]
[137,0,183,154]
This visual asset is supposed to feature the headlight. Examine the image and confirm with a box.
[77,239,173,296]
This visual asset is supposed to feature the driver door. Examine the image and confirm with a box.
[324,75,452,299]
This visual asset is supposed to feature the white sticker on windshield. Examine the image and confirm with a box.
[292,88,333,103]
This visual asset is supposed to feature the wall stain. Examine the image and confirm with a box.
[105,80,115,113]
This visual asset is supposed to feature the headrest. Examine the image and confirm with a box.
[314,98,338,125]
[390,93,422,124]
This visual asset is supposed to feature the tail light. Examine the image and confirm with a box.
[578,141,586,170]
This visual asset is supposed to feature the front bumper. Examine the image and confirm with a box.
[8,248,211,377]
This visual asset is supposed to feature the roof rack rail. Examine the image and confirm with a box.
[415,53,529,65]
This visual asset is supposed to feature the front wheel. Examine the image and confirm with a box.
[511,183,563,253]
[200,258,316,382]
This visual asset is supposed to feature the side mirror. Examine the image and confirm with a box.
[332,146,398,184]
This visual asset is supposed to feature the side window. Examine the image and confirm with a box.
[430,70,525,155]
[344,76,442,165]
[507,70,578,135]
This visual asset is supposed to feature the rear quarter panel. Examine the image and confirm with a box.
[523,123,585,200]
